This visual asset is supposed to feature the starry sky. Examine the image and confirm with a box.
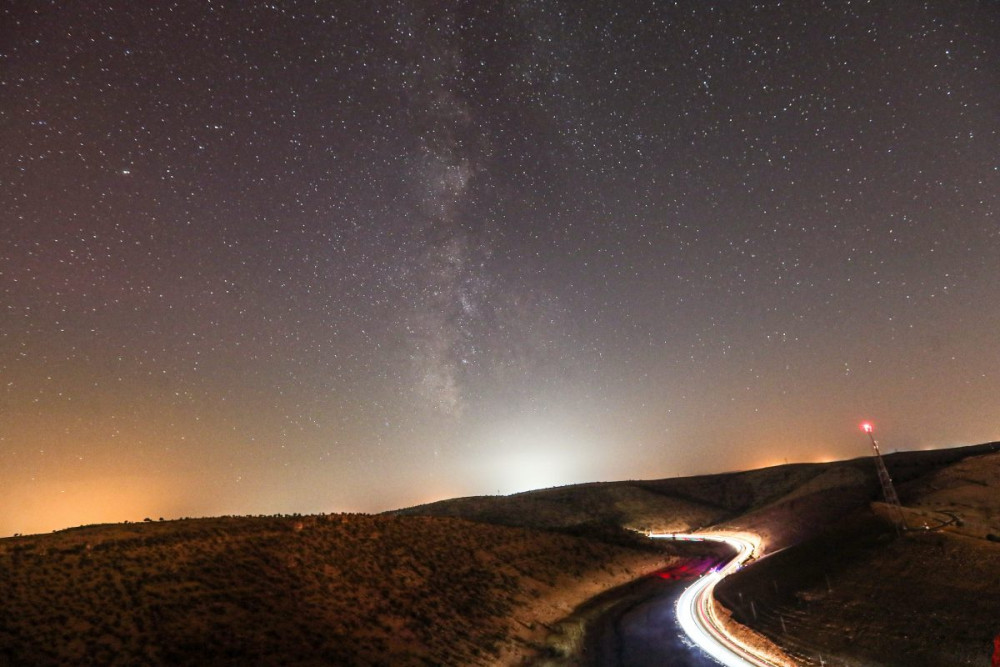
[3,1,999,536]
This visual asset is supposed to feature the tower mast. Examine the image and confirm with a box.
[861,422,905,531]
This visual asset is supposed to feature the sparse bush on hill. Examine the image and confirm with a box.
[0,513,674,666]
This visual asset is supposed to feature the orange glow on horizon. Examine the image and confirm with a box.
[4,475,173,537]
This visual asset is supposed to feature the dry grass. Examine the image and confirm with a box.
[0,514,676,666]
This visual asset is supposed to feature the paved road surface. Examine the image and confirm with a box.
[580,576,720,666]
[670,534,783,667]
[580,555,727,666]
[581,533,782,667]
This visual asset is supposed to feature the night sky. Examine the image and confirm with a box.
[3,2,999,536]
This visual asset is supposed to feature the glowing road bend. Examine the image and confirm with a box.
[650,532,786,667]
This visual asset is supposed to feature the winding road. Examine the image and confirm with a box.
[651,532,786,667]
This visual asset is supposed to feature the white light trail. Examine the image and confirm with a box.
[650,532,787,667]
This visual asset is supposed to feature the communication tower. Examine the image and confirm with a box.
[861,422,905,531]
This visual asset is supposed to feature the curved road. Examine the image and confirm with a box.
[651,533,786,667]
[578,556,725,666]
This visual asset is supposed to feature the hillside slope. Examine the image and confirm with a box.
[397,481,727,534]
[401,442,1000,552]
[0,514,681,666]
[716,450,1000,666]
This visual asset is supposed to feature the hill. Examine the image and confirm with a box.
[0,513,690,666]
[400,441,1000,665]
[716,448,1000,666]
[400,442,1000,552]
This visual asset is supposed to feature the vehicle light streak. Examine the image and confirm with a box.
[650,532,787,667]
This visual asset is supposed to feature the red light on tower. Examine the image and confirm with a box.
[859,419,904,531]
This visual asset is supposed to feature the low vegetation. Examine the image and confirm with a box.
[0,514,677,665]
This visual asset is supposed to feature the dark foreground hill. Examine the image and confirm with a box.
[0,513,691,666]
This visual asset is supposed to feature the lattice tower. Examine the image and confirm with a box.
[866,430,905,530]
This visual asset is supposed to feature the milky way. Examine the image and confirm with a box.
[2,1,999,535]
